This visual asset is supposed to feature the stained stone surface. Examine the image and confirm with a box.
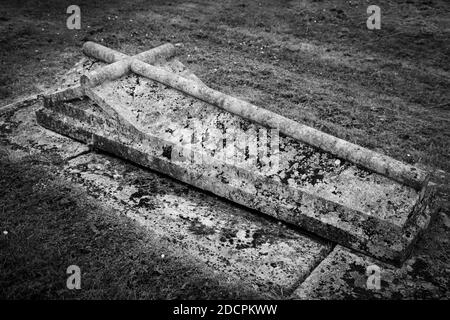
[36,55,436,263]
[91,73,421,230]
[0,97,332,296]
[62,152,332,293]
[292,244,449,299]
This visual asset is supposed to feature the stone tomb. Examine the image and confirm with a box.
[36,42,436,264]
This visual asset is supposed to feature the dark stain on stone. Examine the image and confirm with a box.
[162,145,172,159]
[239,120,251,132]
[188,218,216,236]
[341,262,377,298]
[354,168,372,179]
[220,227,237,244]
[0,122,13,135]
[409,257,437,284]
[236,243,251,250]
[136,197,156,210]
[309,168,325,186]
[217,171,229,184]
[130,189,147,201]
[251,229,266,248]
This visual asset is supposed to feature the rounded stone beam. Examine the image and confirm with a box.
[130,59,429,190]
[81,41,176,87]
[82,41,129,63]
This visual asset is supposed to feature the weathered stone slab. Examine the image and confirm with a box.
[292,243,449,299]
[0,94,333,296]
[36,54,436,264]
[0,101,89,162]
[61,152,332,294]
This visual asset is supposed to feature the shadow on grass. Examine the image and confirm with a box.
[0,154,261,299]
